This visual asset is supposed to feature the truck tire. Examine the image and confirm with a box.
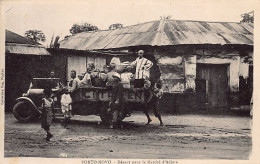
[13,101,36,122]
[100,103,112,125]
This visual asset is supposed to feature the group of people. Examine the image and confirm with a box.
[40,50,164,141]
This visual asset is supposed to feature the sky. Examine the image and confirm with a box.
[2,0,256,47]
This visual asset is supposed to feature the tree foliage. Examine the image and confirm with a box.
[69,22,99,35]
[240,11,254,23]
[109,23,123,30]
[243,56,253,65]
[24,30,46,42]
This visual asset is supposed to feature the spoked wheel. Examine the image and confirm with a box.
[13,101,36,122]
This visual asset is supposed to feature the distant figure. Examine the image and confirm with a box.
[29,69,58,89]
[50,70,55,78]
[110,73,124,129]
[144,80,164,126]
[80,68,92,88]
[41,88,54,141]
[131,50,153,80]
[68,70,80,116]
[69,70,80,93]
[61,88,72,128]
[78,73,84,81]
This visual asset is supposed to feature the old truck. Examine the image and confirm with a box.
[13,78,151,123]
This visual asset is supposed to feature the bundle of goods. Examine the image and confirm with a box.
[115,64,125,73]
[99,72,108,81]
[90,71,107,87]
[106,71,118,87]
[110,57,121,68]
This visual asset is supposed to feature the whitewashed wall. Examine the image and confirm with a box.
[239,56,249,78]
[67,56,87,83]
[184,55,196,90]
[154,49,250,93]
[157,55,185,93]
[87,56,106,71]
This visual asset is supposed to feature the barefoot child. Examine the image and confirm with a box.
[144,80,164,126]
[61,88,72,128]
[41,88,54,141]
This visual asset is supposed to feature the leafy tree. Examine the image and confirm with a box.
[240,11,254,23]
[69,22,99,35]
[24,30,46,42]
[109,23,123,30]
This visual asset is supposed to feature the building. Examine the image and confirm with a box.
[59,19,253,112]
[5,30,50,111]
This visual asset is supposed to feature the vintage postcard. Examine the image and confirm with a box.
[0,0,259,163]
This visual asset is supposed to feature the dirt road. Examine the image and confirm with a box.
[4,113,251,159]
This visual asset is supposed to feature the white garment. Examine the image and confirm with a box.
[69,78,81,92]
[42,98,53,108]
[80,73,92,87]
[61,93,72,112]
[131,57,153,79]
[120,72,133,83]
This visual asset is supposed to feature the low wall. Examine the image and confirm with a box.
[158,91,251,114]
[159,92,197,114]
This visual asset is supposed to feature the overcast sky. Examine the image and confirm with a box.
[2,0,255,47]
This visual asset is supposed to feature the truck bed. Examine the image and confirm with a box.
[72,87,148,103]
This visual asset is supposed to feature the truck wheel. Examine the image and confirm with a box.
[100,104,112,125]
[13,101,36,122]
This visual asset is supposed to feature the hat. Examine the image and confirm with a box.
[112,73,121,80]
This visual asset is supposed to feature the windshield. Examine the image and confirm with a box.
[31,78,60,89]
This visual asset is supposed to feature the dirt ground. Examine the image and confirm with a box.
[4,112,251,159]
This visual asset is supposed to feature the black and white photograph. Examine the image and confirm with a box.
[0,0,259,162]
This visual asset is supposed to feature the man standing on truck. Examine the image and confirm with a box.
[110,73,124,129]
[131,50,153,80]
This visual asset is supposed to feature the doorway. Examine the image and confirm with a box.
[196,64,229,109]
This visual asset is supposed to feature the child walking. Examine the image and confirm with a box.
[144,80,164,126]
[41,88,54,141]
[61,88,72,128]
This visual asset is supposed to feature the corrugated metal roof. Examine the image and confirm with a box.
[6,30,41,45]
[5,30,50,55]
[60,19,254,50]
[6,43,50,55]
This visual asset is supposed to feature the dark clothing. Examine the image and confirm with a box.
[41,109,52,131]
[111,82,124,104]
[144,96,160,118]
[111,82,124,123]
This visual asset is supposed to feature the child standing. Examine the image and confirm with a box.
[61,88,72,128]
[41,88,54,141]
